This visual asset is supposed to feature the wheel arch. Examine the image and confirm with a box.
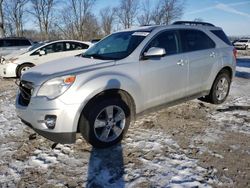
[16,62,35,77]
[77,88,136,133]
[218,66,233,80]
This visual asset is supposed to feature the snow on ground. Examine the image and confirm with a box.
[189,58,250,164]
[0,58,249,187]
[0,82,219,187]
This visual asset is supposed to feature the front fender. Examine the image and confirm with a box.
[59,73,143,132]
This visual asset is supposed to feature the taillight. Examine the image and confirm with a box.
[233,48,237,59]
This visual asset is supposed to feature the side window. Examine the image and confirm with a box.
[145,30,179,55]
[43,42,65,54]
[65,42,89,51]
[4,39,18,47]
[18,39,31,46]
[32,42,65,55]
[0,40,3,47]
[210,30,231,46]
[180,30,215,52]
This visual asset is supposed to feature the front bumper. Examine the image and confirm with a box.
[0,63,17,77]
[16,93,82,144]
[20,119,76,143]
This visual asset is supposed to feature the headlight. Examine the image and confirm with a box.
[9,58,19,63]
[37,75,76,99]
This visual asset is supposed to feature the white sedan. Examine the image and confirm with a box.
[0,40,91,78]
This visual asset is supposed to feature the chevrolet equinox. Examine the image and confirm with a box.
[16,21,236,148]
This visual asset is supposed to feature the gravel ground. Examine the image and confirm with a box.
[0,56,249,188]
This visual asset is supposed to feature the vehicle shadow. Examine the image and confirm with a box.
[86,79,126,188]
[86,144,125,188]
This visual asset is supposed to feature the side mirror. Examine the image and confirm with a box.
[39,50,46,56]
[143,47,166,59]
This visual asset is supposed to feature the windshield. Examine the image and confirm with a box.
[82,31,149,60]
[238,40,248,43]
[29,42,45,51]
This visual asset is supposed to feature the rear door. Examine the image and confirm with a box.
[140,30,188,109]
[179,29,217,96]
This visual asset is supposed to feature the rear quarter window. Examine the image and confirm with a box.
[211,30,232,46]
[179,29,215,52]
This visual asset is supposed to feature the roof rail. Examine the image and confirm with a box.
[172,21,215,27]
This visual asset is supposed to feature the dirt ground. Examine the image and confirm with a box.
[0,54,249,187]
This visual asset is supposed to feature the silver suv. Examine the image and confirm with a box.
[16,21,236,148]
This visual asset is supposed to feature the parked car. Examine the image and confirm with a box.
[233,39,250,50]
[0,37,32,57]
[0,40,91,78]
[16,21,236,148]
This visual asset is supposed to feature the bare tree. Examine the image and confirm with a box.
[152,0,184,25]
[4,0,28,37]
[151,1,164,25]
[100,7,115,36]
[0,0,5,37]
[116,0,139,29]
[29,0,56,40]
[137,0,152,26]
[194,18,204,22]
[57,0,100,40]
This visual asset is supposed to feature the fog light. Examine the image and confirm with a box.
[45,115,57,129]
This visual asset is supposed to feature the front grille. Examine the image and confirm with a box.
[17,80,33,106]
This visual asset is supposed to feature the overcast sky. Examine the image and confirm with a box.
[93,0,250,36]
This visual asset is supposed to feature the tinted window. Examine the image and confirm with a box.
[2,39,31,47]
[32,42,65,55]
[180,30,215,52]
[238,40,248,43]
[4,39,18,47]
[0,40,3,47]
[145,30,179,55]
[65,42,89,51]
[211,30,231,45]
[29,42,45,51]
[18,39,31,46]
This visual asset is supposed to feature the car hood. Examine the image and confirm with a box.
[21,56,115,86]
[3,48,29,60]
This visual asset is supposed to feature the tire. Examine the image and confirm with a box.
[204,71,231,104]
[16,64,34,78]
[79,96,131,148]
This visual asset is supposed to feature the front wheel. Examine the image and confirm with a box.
[17,64,34,78]
[79,97,131,148]
[205,71,231,104]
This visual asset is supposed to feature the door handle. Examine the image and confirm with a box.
[177,59,184,66]
[210,52,216,58]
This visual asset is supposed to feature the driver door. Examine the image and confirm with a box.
[140,30,188,109]
[31,42,66,65]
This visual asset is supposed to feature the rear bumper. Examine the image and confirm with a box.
[20,119,76,144]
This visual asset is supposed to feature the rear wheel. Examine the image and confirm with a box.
[202,71,231,104]
[79,97,131,148]
[17,64,34,78]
